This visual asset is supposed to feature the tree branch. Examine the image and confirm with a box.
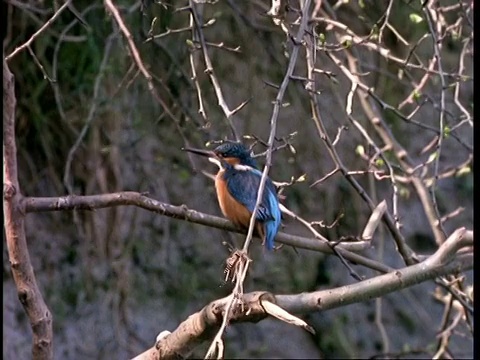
[3,58,53,359]
[4,0,72,61]
[23,192,395,273]
[189,0,241,140]
[133,227,473,359]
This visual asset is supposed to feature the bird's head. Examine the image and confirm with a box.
[183,141,258,170]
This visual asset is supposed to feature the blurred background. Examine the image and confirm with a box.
[3,0,473,358]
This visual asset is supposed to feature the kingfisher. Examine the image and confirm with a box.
[183,142,281,250]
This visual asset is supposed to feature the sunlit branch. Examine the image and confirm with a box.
[133,227,472,359]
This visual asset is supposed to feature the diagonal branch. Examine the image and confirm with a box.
[103,0,188,141]
[5,0,72,61]
[277,229,472,314]
[189,0,240,140]
[133,227,472,359]
[204,2,313,356]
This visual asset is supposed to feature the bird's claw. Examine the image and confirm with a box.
[224,249,251,283]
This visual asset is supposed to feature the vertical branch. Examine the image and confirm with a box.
[205,1,313,357]
[3,59,53,359]
[242,0,312,252]
[305,21,416,265]
[189,0,240,141]
[369,177,390,354]
[189,10,208,122]
[422,3,447,241]
[63,32,117,194]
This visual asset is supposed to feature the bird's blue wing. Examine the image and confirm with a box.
[224,169,273,220]
[225,168,281,250]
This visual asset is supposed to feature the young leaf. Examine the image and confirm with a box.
[409,13,423,24]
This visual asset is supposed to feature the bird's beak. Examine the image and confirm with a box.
[182,147,223,169]
[182,147,216,158]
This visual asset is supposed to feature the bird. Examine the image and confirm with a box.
[183,142,281,250]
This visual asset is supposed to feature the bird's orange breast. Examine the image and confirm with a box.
[215,171,252,228]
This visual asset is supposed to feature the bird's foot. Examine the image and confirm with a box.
[224,249,251,283]
[273,243,284,251]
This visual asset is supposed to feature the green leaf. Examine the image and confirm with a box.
[457,166,471,176]
[343,39,352,49]
[318,33,326,45]
[443,126,451,138]
[426,151,437,164]
[296,174,307,182]
[409,13,423,24]
[413,89,421,100]
[399,186,410,199]
[355,145,365,156]
[185,39,195,49]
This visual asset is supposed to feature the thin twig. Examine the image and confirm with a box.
[189,0,240,141]
[63,33,117,194]
[423,2,448,242]
[5,0,73,61]
[205,1,313,356]
[189,10,208,121]
[144,18,216,42]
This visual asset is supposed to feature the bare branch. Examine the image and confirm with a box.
[26,45,55,82]
[276,228,472,314]
[5,0,72,61]
[103,0,187,138]
[133,227,472,359]
[422,2,448,242]
[144,18,216,42]
[331,49,448,248]
[362,200,387,241]
[189,0,240,141]
[63,32,117,194]
[305,22,416,265]
[242,0,312,253]
[22,192,395,271]
[3,57,53,360]
[189,11,208,122]
[261,300,315,334]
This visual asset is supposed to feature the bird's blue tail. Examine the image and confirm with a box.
[264,190,281,250]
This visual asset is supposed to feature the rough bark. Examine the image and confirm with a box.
[4,58,53,360]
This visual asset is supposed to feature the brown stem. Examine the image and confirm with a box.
[23,192,392,273]
[133,227,472,359]
[3,58,53,359]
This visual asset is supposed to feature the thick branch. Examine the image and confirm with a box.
[278,228,473,314]
[3,58,53,359]
[23,192,394,273]
[133,227,473,359]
